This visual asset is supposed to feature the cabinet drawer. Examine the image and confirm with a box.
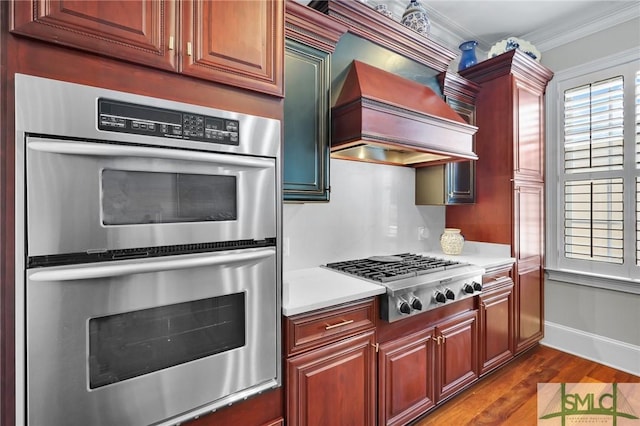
[482,264,514,290]
[286,298,376,356]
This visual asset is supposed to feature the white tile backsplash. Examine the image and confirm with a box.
[283,158,445,271]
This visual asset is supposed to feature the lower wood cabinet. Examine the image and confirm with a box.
[479,271,514,375]
[436,310,479,401]
[285,298,377,426]
[377,309,478,426]
[378,328,435,426]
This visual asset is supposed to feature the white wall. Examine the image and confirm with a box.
[541,18,640,374]
[283,158,444,272]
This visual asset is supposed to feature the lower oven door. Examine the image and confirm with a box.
[26,247,278,426]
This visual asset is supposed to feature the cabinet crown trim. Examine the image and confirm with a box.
[285,1,348,53]
[460,50,554,91]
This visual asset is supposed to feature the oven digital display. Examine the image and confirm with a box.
[97,98,240,145]
[88,293,246,388]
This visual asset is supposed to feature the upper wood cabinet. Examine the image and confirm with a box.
[283,1,346,202]
[10,0,284,97]
[416,72,479,205]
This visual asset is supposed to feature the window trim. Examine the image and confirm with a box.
[546,47,640,293]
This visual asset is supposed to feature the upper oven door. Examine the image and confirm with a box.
[25,136,276,258]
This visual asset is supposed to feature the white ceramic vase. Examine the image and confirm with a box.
[440,228,464,255]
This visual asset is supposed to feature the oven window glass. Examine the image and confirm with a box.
[88,293,246,389]
[101,169,237,225]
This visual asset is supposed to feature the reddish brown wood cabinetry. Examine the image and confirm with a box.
[377,307,478,426]
[378,328,435,426]
[450,50,553,355]
[435,310,479,401]
[285,299,377,426]
[479,266,514,375]
[10,0,284,96]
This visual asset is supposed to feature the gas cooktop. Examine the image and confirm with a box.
[324,253,485,322]
[325,253,469,283]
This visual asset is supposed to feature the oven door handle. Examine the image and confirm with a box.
[27,140,273,168]
[28,248,275,282]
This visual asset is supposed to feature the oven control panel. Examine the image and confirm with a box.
[98,99,239,145]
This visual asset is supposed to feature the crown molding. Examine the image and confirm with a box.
[525,2,640,52]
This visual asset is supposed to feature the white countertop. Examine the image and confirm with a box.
[282,267,386,317]
[282,241,515,317]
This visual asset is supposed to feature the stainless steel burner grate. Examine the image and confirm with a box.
[325,253,468,283]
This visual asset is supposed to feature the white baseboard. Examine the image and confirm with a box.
[541,321,640,376]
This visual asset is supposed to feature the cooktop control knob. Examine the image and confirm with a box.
[410,297,423,311]
[445,288,455,300]
[397,298,411,315]
[473,281,483,292]
[463,283,474,294]
[434,291,446,304]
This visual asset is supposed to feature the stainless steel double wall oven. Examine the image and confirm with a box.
[14,74,282,425]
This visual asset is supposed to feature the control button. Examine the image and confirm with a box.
[434,291,446,304]
[463,284,474,294]
[473,281,483,292]
[445,288,455,300]
[398,301,411,315]
[410,298,423,311]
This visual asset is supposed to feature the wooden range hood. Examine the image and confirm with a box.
[331,61,478,167]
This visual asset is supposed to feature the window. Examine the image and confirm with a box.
[546,48,640,293]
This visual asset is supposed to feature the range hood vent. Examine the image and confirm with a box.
[331,60,478,167]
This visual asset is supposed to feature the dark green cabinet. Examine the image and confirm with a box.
[284,41,331,201]
[283,2,346,202]
[416,73,479,205]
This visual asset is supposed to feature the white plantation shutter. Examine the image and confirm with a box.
[564,77,624,173]
[547,51,640,290]
[563,77,626,264]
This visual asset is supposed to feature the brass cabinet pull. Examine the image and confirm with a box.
[168,36,175,50]
[325,319,354,330]
[187,42,193,56]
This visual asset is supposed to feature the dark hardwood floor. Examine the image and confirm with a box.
[412,344,640,425]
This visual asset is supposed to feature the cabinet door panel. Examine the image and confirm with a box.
[479,282,514,375]
[378,328,435,426]
[436,311,478,401]
[445,99,476,204]
[514,183,543,262]
[182,0,284,96]
[11,0,176,70]
[287,330,376,426]
[283,41,330,201]
[514,81,544,180]
[516,263,543,353]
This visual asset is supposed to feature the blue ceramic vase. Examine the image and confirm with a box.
[458,40,478,71]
